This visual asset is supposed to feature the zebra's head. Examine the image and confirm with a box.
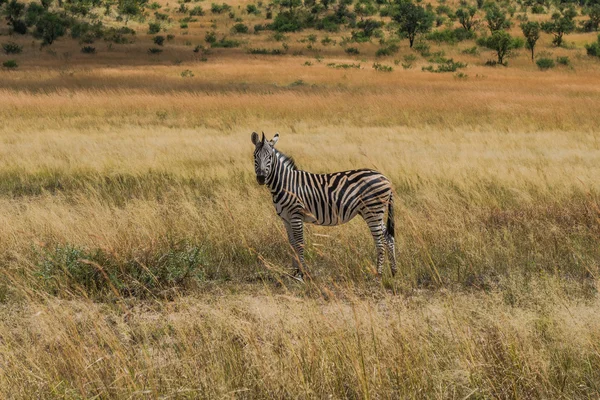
[251,131,279,185]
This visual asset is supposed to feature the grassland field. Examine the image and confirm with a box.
[1,0,600,397]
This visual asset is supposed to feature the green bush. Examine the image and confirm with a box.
[426,28,475,44]
[423,58,467,73]
[153,35,165,46]
[2,59,18,69]
[413,41,431,56]
[345,46,360,55]
[375,42,399,57]
[231,23,249,34]
[246,4,260,15]
[531,4,545,14]
[556,56,570,66]
[585,35,600,58]
[148,22,161,34]
[103,27,136,44]
[211,37,241,48]
[33,12,68,45]
[248,48,284,55]
[81,45,96,54]
[148,47,163,54]
[34,243,207,298]
[211,2,231,14]
[461,45,479,55]
[2,41,23,54]
[536,57,555,70]
[372,62,393,72]
[189,6,204,16]
[205,31,217,44]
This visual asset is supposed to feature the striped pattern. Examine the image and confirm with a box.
[252,132,396,278]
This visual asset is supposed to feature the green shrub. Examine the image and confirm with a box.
[34,243,207,298]
[372,62,393,72]
[248,48,284,55]
[148,22,161,34]
[345,46,360,55]
[2,41,23,54]
[205,31,217,44]
[153,35,165,46]
[246,4,260,15]
[327,62,361,69]
[232,23,249,34]
[148,47,163,54]
[211,37,240,48]
[461,45,479,55]
[81,45,96,54]
[189,6,204,16]
[180,22,188,29]
[556,56,570,66]
[423,58,467,73]
[33,12,68,45]
[103,27,135,44]
[376,42,399,57]
[2,59,18,69]
[531,4,545,14]
[536,57,555,70]
[211,2,231,14]
[585,35,600,58]
[413,41,431,56]
[154,12,168,21]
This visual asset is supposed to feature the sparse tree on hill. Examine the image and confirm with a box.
[542,7,577,47]
[585,4,600,31]
[477,30,523,65]
[455,6,478,32]
[33,11,67,45]
[484,2,511,33]
[521,21,541,61]
[390,0,434,48]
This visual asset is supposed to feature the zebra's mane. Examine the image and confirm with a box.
[274,149,298,171]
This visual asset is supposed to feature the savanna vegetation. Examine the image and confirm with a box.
[1,0,600,397]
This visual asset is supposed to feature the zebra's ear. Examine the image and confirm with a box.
[270,133,279,147]
[251,132,260,146]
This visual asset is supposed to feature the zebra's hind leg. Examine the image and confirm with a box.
[283,217,307,279]
[361,210,387,276]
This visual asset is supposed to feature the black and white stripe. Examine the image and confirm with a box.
[252,132,396,278]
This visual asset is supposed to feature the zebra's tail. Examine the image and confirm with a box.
[386,193,395,241]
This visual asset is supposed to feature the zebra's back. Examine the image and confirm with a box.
[292,169,392,226]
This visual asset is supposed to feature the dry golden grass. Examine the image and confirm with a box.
[1,2,600,397]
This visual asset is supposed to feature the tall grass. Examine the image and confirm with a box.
[1,21,600,396]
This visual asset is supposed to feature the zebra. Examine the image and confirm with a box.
[251,131,396,279]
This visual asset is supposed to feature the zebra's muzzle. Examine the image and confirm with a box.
[256,175,266,185]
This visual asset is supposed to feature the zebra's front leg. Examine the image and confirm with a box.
[283,217,307,278]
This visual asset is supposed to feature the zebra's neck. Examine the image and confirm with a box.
[266,149,297,189]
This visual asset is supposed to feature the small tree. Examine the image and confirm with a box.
[33,12,67,45]
[484,3,511,33]
[455,6,477,32]
[477,30,523,65]
[117,0,142,23]
[520,21,540,61]
[4,0,27,34]
[391,0,434,48]
[541,7,576,47]
[585,4,600,32]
